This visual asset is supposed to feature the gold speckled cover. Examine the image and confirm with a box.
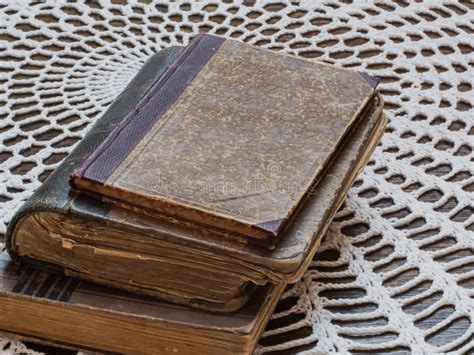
[70,33,378,245]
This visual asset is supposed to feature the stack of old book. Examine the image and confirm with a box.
[2,34,386,354]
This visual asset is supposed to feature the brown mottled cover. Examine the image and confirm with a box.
[70,33,378,245]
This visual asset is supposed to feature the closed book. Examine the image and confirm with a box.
[0,251,284,354]
[69,33,379,247]
[6,38,386,311]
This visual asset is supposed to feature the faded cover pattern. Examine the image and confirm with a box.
[72,34,377,242]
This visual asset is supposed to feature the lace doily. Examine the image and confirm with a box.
[0,1,473,354]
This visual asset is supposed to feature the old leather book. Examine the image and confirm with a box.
[0,250,284,354]
[6,37,386,311]
[69,33,379,247]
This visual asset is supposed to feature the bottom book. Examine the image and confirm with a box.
[0,250,284,354]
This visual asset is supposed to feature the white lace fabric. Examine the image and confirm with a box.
[0,1,473,354]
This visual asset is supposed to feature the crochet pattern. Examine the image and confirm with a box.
[0,1,473,353]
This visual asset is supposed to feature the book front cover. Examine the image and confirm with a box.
[71,34,377,242]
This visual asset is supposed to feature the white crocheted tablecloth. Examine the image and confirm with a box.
[1,1,473,354]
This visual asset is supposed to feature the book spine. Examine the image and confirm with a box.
[6,47,184,262]
[72,34,225,185]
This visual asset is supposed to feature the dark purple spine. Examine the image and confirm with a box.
[72,33,225,184]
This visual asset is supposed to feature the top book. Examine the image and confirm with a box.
[70,33,378,246]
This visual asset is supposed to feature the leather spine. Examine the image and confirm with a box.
[71,34,224,184]
[6,46,184,265]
